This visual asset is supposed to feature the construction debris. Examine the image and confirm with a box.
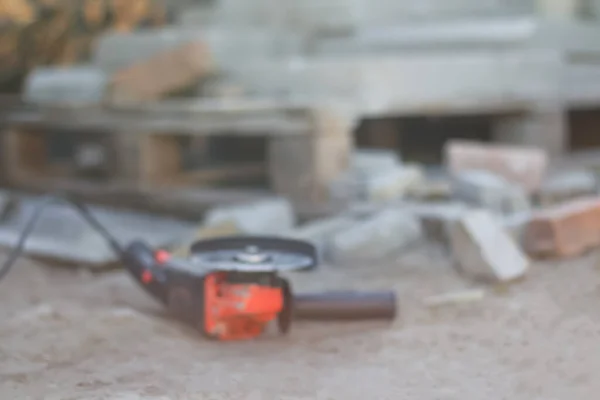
[170,221,240,258]
[445,140,548,193]
[203,197,296,235]
[538,169,598,206]
[108,41,215,102]
[328,208,423,264]
[289,215,356,262]
[451,169,531,215]
[331,163,423,202]
[404,202,468,245]
[423,288,486,308]
[524,196,600,258]
[0,198,194,267]
[449,209,529,283]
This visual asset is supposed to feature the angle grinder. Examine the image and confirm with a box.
[0,194,397,341]
[124,236,397,341]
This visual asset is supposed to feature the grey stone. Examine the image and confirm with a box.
[23,66,108,105]
[0,195,194,266]
[538,169,598,205]
[331,165,423,203]
[350,149,400,174]
[502,210,533,245]
[449,209,530,283]
[328,208,423,264]
[288,216,356,262]
[204,197,295,234]
[451,169,531,214]
[403,202,469,244]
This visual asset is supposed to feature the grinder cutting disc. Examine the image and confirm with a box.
[190,236,317,272]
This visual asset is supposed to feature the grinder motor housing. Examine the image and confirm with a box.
[122,236,316,341]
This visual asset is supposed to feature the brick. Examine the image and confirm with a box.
[108,41,215,102]
[538,169,598,206]
[328,209,423,264]
[451,169,531,214]
[449,210,529,282]
[204,197,295,235]
[523,197,600,258]
[445,140,548,193]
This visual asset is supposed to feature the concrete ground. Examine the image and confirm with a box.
[1,244,600,400]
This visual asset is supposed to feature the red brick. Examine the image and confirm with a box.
[108,41,215,102]
[524,197,600,258]
[445,140,548,193]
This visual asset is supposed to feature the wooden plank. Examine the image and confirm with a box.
[2,128,47,182]
[5,108,310,136]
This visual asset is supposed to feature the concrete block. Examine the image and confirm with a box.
[524,196,600,258]
[407,179,452,200]
[502,210,533,245]
[288,216,356,262]
[23,66,108,105]
[449,209,529,283]
[538,169,598,206]
[331,165,424,203]
[404,202,469,244]
[364,165,424,202]
[171,221,241,258]
[445,140,549,193]
[204,197,295,234]
[451,170,531,214]
[329,209,423,264]
[351,149,400,173]
[493,106,567,157]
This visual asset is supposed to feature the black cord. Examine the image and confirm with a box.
[0,193,125,283]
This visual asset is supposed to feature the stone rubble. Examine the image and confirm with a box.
[448,209,530,283]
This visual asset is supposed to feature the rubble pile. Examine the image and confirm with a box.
[1,139,599,295]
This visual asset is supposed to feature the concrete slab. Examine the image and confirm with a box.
[0,195,195,267]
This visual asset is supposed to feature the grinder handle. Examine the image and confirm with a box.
[292,291,397,321]
[122,240,169,304]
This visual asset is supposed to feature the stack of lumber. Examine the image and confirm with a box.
[0,0,170,93]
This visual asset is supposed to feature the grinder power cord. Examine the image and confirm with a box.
[0,194,397,341]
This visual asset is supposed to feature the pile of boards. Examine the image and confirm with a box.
[0,0,169,92]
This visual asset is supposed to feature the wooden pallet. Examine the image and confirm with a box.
[0,98,354,209]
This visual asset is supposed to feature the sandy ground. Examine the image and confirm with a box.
[1,244,600,400]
